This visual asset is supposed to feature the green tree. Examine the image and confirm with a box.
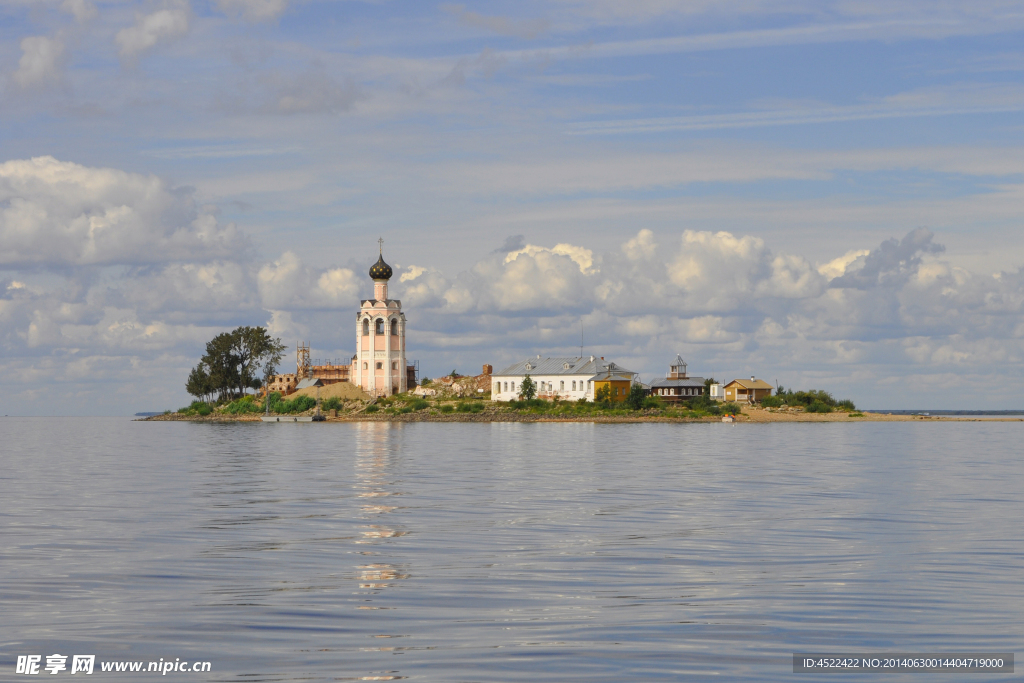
[186,363,214,403]
[193,326,286,402]
[594,384,612,404]
[519,374,536,400]
[703,377,717,396]
[625,383,646,410]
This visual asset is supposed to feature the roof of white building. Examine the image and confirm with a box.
[495,356,634,378]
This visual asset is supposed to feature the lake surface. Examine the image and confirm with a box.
[2,418,1021,681]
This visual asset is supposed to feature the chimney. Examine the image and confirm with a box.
[751,376,755,382]
[482,364,492,375]
[601,357,604,360]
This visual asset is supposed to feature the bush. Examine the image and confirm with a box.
[322,397,342,411]
[409,399,429,411]
[364,404,379,413]
[178,400,213,416]
[760,395,783,408]
[223,395,264,415]
[271,394,317,414]
[439,404,454,413]
[837,399,856,411]
[722,402,742,415]
[469,402,484,413]
[806,401,833,413]
[642,396,663,410]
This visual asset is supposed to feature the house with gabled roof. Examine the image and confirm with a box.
[491,355,637,402]
[723,377,773,403]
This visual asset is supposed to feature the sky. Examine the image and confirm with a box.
[2,0,1024,414]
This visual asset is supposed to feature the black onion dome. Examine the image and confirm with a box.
[369,254,393,280]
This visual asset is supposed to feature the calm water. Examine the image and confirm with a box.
[1,418,1021,681]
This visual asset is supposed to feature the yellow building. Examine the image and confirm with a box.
[591,367,634,402]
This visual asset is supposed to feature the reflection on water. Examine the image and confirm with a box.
[1,418,1022,682]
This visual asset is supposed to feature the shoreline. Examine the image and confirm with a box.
[141,406,1024,424]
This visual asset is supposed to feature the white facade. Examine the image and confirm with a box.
[491,356,632,402]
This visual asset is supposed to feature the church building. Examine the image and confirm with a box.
[353,245,410,397]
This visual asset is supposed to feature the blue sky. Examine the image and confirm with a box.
[2,0,1024,413]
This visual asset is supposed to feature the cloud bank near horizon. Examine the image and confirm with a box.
[2,156,1022,414]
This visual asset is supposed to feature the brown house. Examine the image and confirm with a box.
[723,377,773,403]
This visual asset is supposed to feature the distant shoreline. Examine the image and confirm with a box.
[140,407,1024,424]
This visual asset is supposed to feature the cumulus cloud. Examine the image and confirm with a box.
[13,35,65,88]
[1,154,1023,414]
[258,251,360,310]
[216,0,288,21]
[115,2,189,62]
[830,227,945,289]
[0,156,245,267]
[60,0,97,23]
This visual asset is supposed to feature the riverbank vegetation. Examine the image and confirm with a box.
[763,387,856,412]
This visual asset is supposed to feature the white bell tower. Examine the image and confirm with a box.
[354,239,407,397]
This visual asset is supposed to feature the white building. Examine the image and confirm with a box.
[353,247,408,397]
[491,355,635,402]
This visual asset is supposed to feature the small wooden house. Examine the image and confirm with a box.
[723,377,773,403]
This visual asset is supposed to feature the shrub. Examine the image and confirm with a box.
[364,404,379,413]
[837,399,856,411]
[642,396,663,410]
[322,397,342,411]
[468,402,484,413]
[806,401,833,413]
[849,412,864,417]
[398,406,413,414]
[439,404,454,413]
[722,402,742,415]
[409,399,429,411]
[761,395,783,408]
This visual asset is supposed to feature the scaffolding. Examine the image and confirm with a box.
[297,342,312,379]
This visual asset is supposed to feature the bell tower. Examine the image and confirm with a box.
[354,239,407,397]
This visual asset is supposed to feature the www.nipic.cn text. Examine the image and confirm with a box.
[16,655,212,675]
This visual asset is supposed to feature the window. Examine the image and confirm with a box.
[495,383,501,394]
[391,319,398,335]
[375,318,384,335]
[572,381,576,391]
[504,382,508,391]
[560,381,564,391]
[362,318,369,335]
[511,382,516,391]
[392,362,397,369]
[363,362,367,369]
[376,362,382,369]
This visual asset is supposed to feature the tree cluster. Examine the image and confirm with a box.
[186,327,286,403]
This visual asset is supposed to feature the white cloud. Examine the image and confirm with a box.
[0,156,245,267]
[13,35,65,88]
[115,2,189,62]
[60,0,97,23]
[216,0,288,21]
